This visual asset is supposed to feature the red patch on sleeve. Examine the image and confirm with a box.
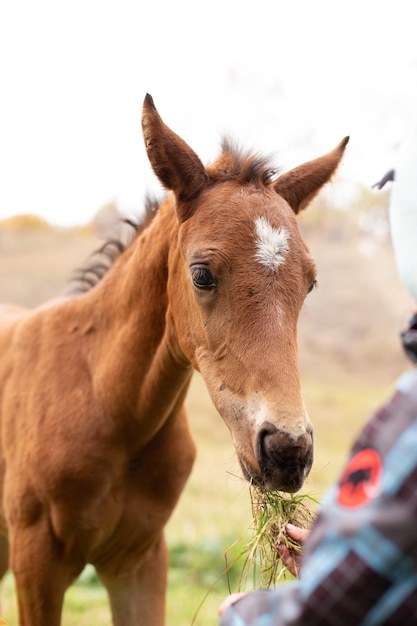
[337,448,382,508]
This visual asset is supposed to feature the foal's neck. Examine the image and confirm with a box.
[79,199,192,430]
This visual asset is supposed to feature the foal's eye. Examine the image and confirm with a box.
[307,279,317,295]
[191,266,216,290]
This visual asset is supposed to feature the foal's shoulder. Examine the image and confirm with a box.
[0,303,29,320]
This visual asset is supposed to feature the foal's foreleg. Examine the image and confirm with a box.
[0,534,9,580]
[98,534,168,626]
[9,520,80,626]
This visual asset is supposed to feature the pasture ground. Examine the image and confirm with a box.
[0,205,414,625]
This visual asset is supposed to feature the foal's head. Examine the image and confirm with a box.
[142,94,348,492]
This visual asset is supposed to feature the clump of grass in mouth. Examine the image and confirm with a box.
[227,486,318,591]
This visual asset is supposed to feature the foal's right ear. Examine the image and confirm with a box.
[141,94,209,221]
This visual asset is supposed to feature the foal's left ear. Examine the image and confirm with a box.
[273,137,349,214]
[142,94,209,221]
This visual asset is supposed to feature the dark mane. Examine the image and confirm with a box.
[65,195,160,295]
[207,137,281,186]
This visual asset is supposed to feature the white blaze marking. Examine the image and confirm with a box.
[246,394,311,435]
[254,217,289,270]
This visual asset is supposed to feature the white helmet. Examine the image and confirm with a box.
[389,118,417,304]
[374,120,417,362]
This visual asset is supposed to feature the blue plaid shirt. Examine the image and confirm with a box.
[220,367,417,625]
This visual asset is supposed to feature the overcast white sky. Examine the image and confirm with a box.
[1,0,416,226]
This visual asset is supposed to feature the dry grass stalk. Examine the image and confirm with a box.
[228,486,318,591]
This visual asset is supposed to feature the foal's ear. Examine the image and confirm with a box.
[273,137,349,214]
[142,94,209,221]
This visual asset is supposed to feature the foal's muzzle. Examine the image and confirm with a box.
[251,421,313,493]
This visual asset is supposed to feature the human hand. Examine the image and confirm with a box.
[218,524,310,617]
[218,592,247,617]
[278,523,309,577]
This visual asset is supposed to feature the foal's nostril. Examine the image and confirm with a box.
[256,421,313,468]
[257,424,280,462]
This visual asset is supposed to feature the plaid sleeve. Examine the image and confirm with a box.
[219,369,417,626]
[218,586,302,626]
